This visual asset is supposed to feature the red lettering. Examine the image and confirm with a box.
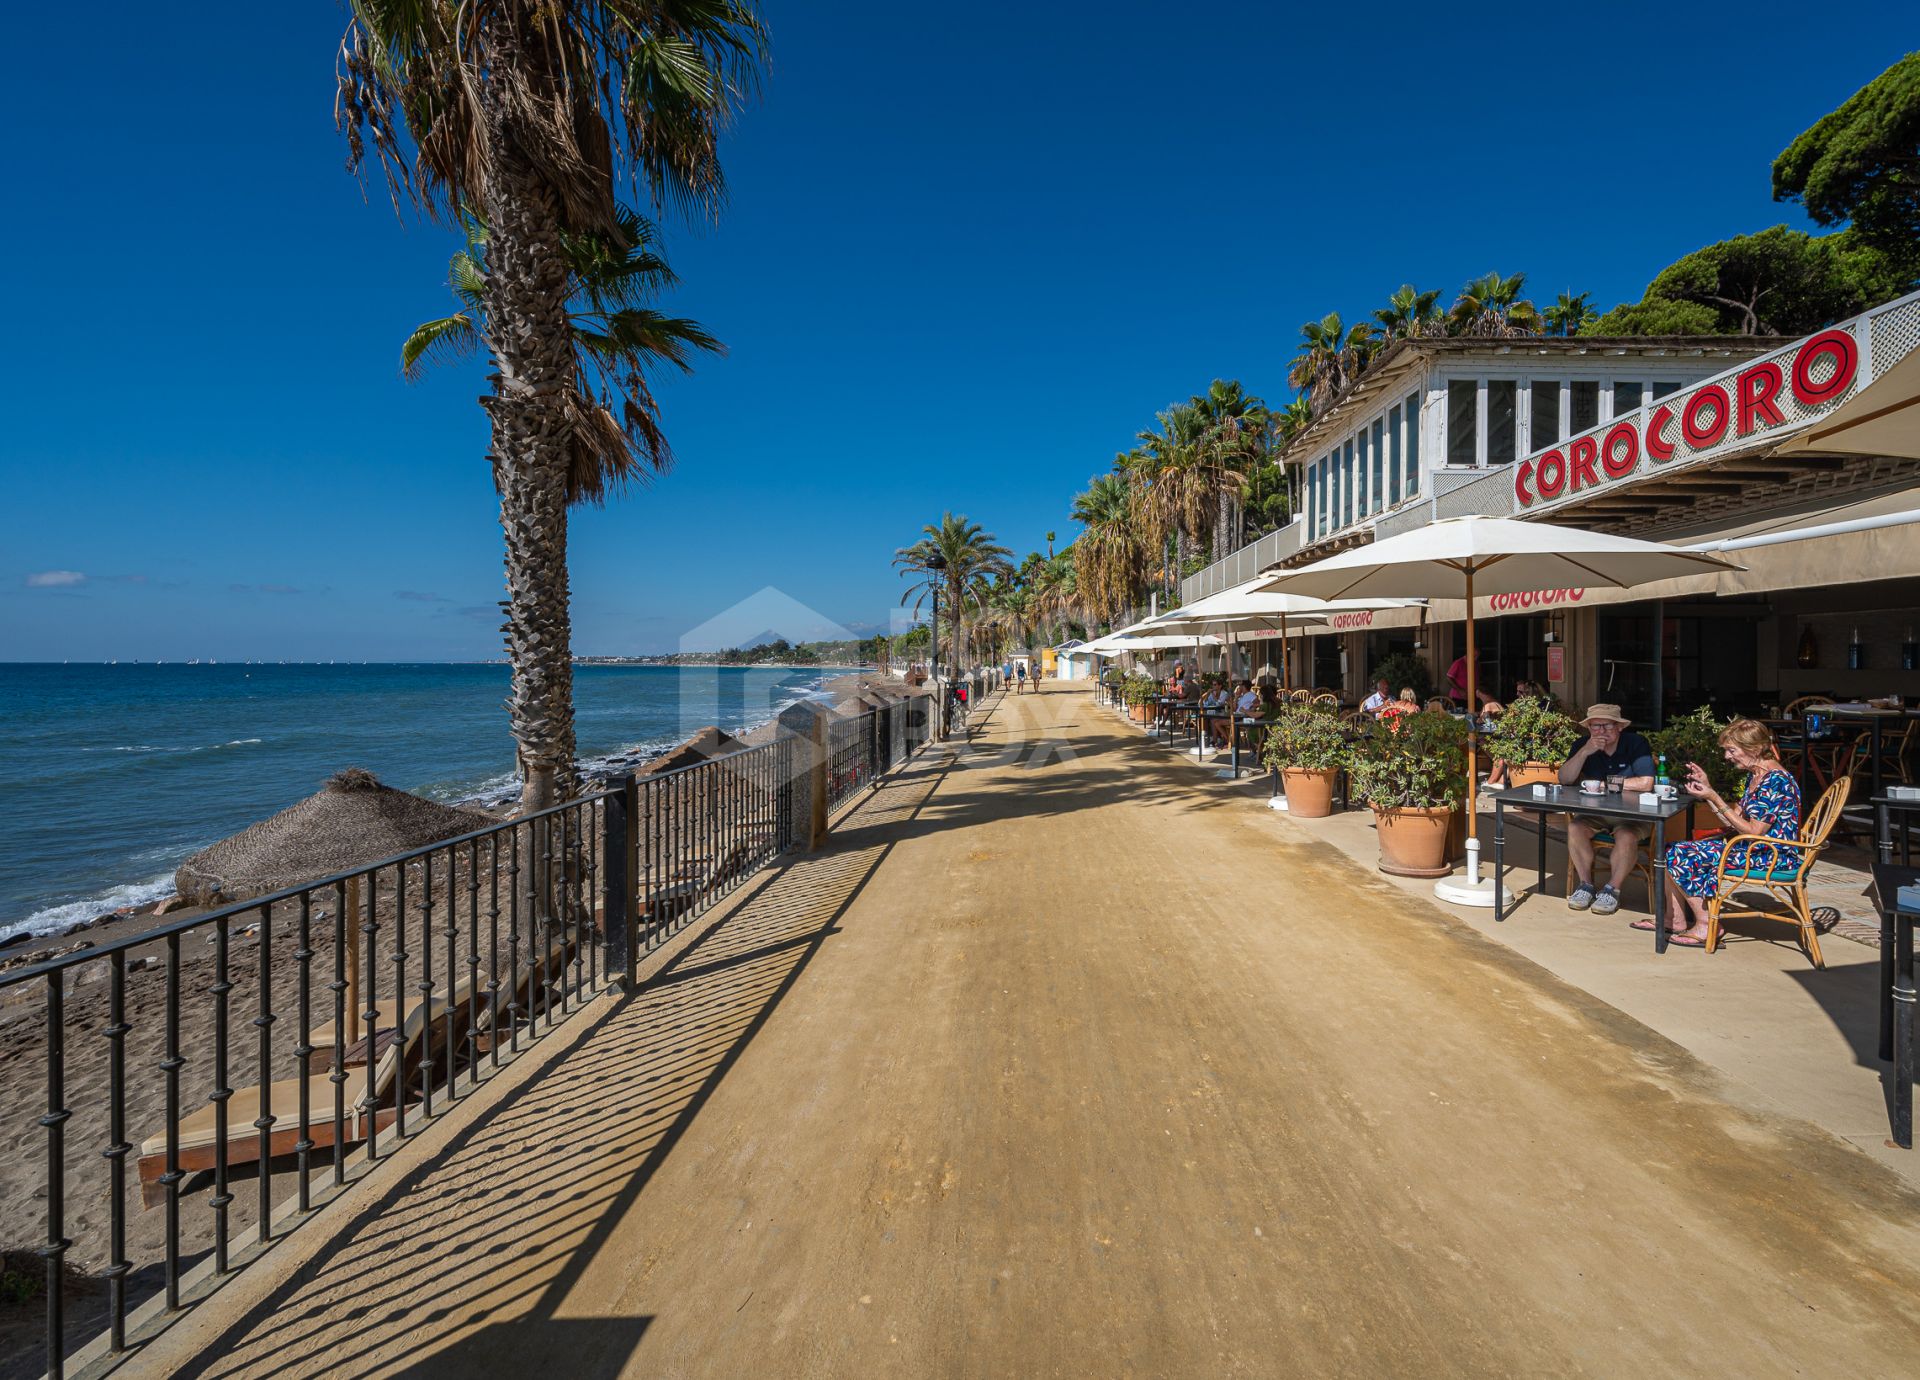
[1646,405,1676,460]
[1601,422,1638,477]
[1736,361,1786,434]
[1535,448,1566,499]
[1682,384,1730,449]
[1515,459,1534,507]
[1790,328,1858,406]
[1568,436,1600,491]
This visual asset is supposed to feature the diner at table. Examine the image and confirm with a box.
[1561,704,1659,920]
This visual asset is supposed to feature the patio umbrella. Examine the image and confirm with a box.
[1147,579,1422,691]
[1254,515,1742,905]
[176,767,493,1039]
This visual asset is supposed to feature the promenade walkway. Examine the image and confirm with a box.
[142,685,1920,1378]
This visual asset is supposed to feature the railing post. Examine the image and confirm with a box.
[603,778,634,990]
[776,701,831,851]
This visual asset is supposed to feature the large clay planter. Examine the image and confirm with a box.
[1508,761,1561,788]
[1281,767,1337,819]
[1374,805,1454,877]
[1129,703,1152,724]
[1446,805,1466,863]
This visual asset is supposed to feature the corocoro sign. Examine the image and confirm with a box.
[1487,588,1585,611]
[1328,610,1376,630]
[1513,327,1860,510]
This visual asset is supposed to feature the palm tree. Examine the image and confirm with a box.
[1272,396,1315,455]
[402,208,723,506]
[1372,284,1444,341]
[1287,314,1376,410]
[1543,290,1597,337]
[1069,470,1140,625]
[893,515,1014,668]
[1129,403,1213,595]
[1193,380,1269,561]
[337,1,768,811]
[1449,271,1543,338]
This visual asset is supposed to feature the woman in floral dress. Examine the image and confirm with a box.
[1644,719,1801,947]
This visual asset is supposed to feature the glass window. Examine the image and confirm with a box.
[1404,393,1421,495]
[1342,439,1355,526]
[1530,380,1560,450]
[1651,380,1679,400]
[1570,380,1600,433]
[1371,418,1386,512]
[1487,380,1517,465]
[1313,459,1324,537]
[1387,406,1402,505]
[1447,380,1478,466]
[1614,381,1643,416]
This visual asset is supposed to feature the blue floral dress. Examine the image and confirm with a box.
[1665,771,1802,899]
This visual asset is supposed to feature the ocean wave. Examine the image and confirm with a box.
[83,738,264,756]
[6,874,177,944]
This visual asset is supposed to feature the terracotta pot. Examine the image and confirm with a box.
[1281,767,1337,819]
[1447,806,1466,863]
[1508,762,1561,788]
[1374,805,1454,877]
[1129,703,1152,724]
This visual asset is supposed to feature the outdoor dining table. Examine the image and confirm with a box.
[1867,862,1917,1149]
[1488,783,1700,953]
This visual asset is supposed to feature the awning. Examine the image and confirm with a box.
[1781,345,1920,460]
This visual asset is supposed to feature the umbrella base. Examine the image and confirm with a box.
[1266,795,1289,811]
[1433,872,1498,908]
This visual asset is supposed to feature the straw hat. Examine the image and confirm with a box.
[174,768,493,905]
[1581,703,1632,727]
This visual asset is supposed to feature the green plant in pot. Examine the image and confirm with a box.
[1349,711,1468,877]
[1122,672,1158,722]
[1369,650,1433,706]
[1260,702,1350,818]
[1651,705,1744,799]
[1482,694,1580,786]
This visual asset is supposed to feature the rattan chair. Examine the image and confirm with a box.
[1424,697,1454,713]
[1782,695,1834,718]
[1704,777,1850,968]
[1310,692,1340,711]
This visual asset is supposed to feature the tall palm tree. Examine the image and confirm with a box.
[1272,396,1316,454]
[1543,290,1597,337]
[1287,314,1376,410]
[893,514,1014,668]
[1449,271,1543,337]
[1069,470,1140,625]
[337,1,767,810]
[402,208,722,505]
[1193,379,1269,561]
[1372,284,1444,341]
[1129,403,1212,595]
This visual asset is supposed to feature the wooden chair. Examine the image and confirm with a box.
[1704,777,1850,968]
[1782,695,1834,718]
[1424,697,1454,713]
[1286,688,1312,704]
[1310,693,1340,711]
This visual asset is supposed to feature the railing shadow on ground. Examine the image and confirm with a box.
[161,759,950,1380]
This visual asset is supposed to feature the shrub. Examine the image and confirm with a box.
[1260,702,1351,772]
[1650,705,1744,797]
[1122,673,1159,707]
[1348,711,1469,810]
[1483,694,1580,765]
[1369,650,1433,705]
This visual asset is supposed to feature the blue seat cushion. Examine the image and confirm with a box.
[1726,863,1801,883]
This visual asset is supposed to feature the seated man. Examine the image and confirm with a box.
[1233,679,1258,716]
[1559,704,1657,917]
[1360,677,1391,716]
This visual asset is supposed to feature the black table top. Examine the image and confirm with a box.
[1487,782,1699,823]
[1870,863,1920,917]
[1870,792,1920,808]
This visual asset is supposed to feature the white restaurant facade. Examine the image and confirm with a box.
[1182,288,1920,724]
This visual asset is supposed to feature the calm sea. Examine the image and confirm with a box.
[0,663,841,940]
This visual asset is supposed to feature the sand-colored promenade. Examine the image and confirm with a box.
[135,683,1920,1378]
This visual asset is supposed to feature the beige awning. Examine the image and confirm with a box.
[1780,345,1920,460]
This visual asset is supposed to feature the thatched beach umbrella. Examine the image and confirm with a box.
[175,768,492,1040]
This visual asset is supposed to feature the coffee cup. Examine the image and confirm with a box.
[1656,782,1679,801]
[1580,779,1604,795]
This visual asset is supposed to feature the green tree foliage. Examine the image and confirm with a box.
[1586,225,1911,337]
[1773,53,1920,272]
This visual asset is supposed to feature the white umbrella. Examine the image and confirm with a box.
[1255,516,1742,905]
[1147,578,1423,692]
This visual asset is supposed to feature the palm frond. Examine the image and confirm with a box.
[400,312,479,380]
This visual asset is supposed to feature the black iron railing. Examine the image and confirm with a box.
[4,700,947,1379]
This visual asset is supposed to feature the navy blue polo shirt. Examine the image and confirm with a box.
[1569,730,1656,781]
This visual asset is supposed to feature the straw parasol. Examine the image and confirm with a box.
[176,768,493,1044]
[638,726,742,777]
[1255,516,1741,905]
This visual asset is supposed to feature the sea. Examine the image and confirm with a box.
[0,662,844,943]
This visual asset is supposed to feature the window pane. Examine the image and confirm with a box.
[1404,393,1421,495]
[1487,380,1517,465]
[1371,418,1386,512]
[1447,380,1477,466]
[1356,430,1369,516]
[1342,439,1355,525]
[1570,380,1600,433]
[1614,381,1643,415]
[1530,380,1560,450]
[1387,406,1402,504]
[1651,380,1679,400]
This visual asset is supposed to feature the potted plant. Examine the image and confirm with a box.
[1123,673,1158,725]
[1369,650,1434,706]
[1482,693,1579,787]
[1348,712,1468,877]
[1260,702,1350,818]
[1651,706,1744,825]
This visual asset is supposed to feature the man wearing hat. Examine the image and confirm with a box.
[1557,704,1657,917]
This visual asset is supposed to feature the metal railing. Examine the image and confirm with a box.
[4,701,943,1379]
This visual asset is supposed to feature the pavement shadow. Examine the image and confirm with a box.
[161,760,948,1379]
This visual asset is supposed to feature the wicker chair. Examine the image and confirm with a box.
[1704,777,1850,968]
[1424,697,1454,713]
[1782,695,1834,718]
[1310,692,1340,711]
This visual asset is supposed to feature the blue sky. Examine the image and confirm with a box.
[1,2,1909,660]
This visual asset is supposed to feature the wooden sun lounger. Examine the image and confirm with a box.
[643,828,777,924]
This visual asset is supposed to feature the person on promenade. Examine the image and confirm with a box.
[1560,704,1657,917]
[1361,678,1391,716]
[1017,662,1028,693]
[1646,719,1802,947]
[1003,659,1013,688]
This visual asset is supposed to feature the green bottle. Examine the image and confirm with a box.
[1656,754,1670,796]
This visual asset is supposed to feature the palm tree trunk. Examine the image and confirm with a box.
[481,41,580,814]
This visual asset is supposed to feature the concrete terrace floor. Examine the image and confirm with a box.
[138,684,1920,1379]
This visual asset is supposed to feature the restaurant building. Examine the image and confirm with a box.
[1185,288,1920,724]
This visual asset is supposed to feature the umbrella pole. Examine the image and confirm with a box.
[344,874,362,1046]
[1281,615,1291,694]
[1465,566,1481,870]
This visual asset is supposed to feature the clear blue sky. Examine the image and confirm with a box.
[1,2,1908,659]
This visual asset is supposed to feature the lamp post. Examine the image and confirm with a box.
[927,552,948,741]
